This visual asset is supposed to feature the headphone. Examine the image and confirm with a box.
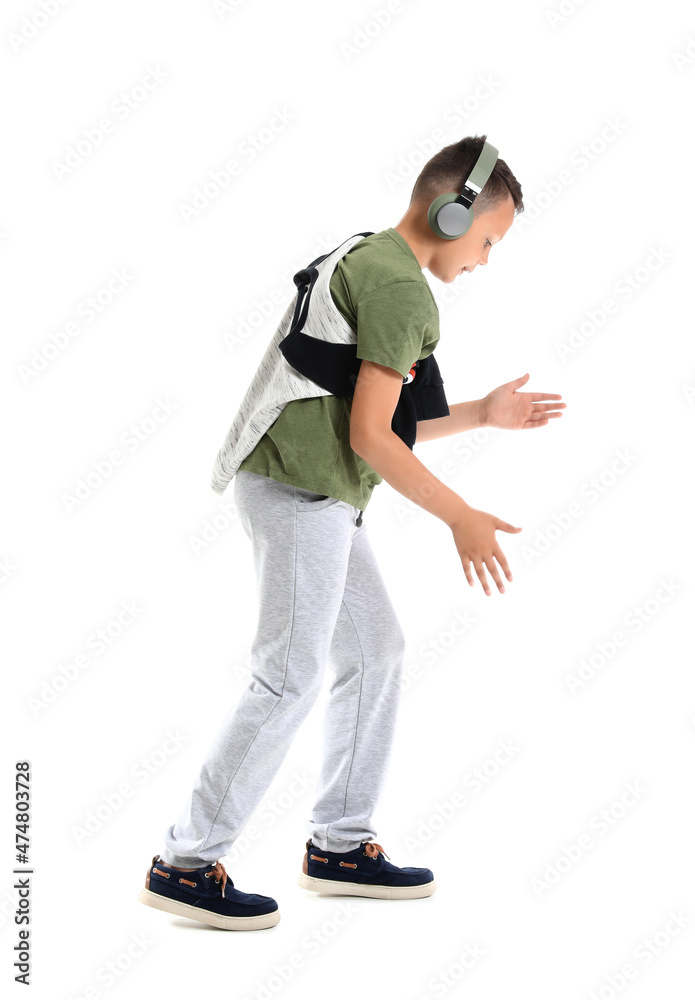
[427,140,499,240]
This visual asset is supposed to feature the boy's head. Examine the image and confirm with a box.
[395,134,524,284]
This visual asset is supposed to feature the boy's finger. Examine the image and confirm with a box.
[461,557,475,587]
[494,547,513,581]
[485,558,506,594]
[495,520,522,533]
[473,560,491,596]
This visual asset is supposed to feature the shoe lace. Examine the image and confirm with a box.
[204,860,229,898]
[364,841,391,861]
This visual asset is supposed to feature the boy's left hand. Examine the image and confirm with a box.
[482,373,566,430]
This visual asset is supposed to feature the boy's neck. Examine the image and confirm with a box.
[392,212,436,272]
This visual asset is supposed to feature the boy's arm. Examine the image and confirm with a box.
[350,362,470,527]
[414,373,566,443]
[414,399,487,444]
[350,360,521,596]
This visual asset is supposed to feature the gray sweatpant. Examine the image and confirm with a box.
[161,469,406,865]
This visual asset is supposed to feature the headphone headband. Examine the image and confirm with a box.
[460,140,498,205]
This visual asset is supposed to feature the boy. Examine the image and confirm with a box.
[138,134,565,931]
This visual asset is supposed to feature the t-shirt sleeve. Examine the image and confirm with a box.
[354,281,438,379]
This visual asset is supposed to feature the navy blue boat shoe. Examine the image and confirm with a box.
[138,854,280,930]
[298,839,436,899]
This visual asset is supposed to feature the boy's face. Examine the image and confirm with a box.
[426,193,516,283]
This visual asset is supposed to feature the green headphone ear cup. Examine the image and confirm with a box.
[427,193,457,239]
[427,192,472,240]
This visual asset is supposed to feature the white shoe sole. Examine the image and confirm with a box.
[138,888,280,930]
[297,872,436,899]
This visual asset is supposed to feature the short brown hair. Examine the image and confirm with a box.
[410,134,524,217]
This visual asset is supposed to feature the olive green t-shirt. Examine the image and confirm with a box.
[237,228,440,510]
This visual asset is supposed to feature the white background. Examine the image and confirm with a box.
[3,0,695,997]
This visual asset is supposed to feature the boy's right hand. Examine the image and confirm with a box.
[449,506,522,596]
[348,362,523,595]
